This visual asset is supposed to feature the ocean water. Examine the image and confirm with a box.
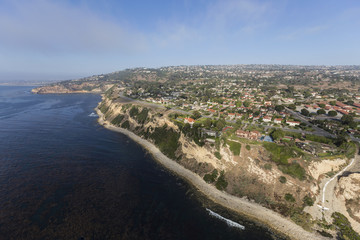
[0,86,283,240]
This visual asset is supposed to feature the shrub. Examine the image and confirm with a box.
[317,230,332,238]
[284,193,296,202]
[305,134,333,144]
[134,108,149,124]
[111,114,124,126]
[121,120,130,129]
[303,195,314,206]
[340,142,357,159]
[227,140,241,156]
[264,163,272,170]
[332,212,360,240]
[149,125,180,159]
[99,103,109,114]
[203,169,218,183]
[246,145,251,150]
[215,171,228,190]
[290,210,313,231]
[129,106,139,117]
[214,151,221,159]
[263,142,303,165]
[279,163,306,181]
[279,176,287,183]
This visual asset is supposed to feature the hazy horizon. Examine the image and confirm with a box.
[1,0,359,81]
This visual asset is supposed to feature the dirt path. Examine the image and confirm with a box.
[96,108,327,240]
[321,157,355,206]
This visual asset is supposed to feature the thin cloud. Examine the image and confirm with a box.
[153,22,202,48]
[206,0,274,33]
[151,0,276,48]
[0,0,147,55]
[279,25,329,40]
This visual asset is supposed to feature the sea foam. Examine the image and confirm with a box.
[206,208,245,230]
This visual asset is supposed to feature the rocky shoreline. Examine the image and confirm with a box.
[95,107,327,240]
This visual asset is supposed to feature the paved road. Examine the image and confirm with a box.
[117,94,339,139]
[285,108,335,138]
[118,93,166,109]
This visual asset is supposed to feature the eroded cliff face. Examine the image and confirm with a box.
[336,173,360,222]
[32,82,112,94]
[98,96,320,215]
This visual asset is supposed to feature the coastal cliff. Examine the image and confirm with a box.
[32,81,113,94]
[33,81,360,239]
[96,91,358,239]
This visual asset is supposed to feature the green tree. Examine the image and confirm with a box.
[318,103,325,108]
[243,101,251,107]
[329,101,336,106]
[191,110,202,120]
[317,109,326,115]
[279,176,287,184]
[270,129,285,141]
[341,115,354,125]
[204,118,212,128]
[301,108,310,116]
[216,118,226,131]
[303,195,314,206]
[288,104,296,110]
[275,105,285,112]
[215,171,228,190]
[328,110,337,117]
[284,193,296,202]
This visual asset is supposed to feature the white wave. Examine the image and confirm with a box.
[88,112,98,117]
[206,208,245,230]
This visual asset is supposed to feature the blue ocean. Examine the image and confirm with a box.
[0,86,282,240]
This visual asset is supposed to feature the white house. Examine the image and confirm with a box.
[274,118,283,124]
[286,120,300,126]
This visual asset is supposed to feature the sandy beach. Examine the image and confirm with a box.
[96,108,327,240]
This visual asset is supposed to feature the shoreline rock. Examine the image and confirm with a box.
[95,106,327,240]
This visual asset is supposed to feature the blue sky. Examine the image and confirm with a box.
[0,0,359,81]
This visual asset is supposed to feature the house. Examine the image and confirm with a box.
[337,109,349,115]
[201,129,218,137]
[286,120,300,126]
[274,118,283,124]
[264,101,272,106]
[228,113,235,119]
[263,116,272,122]
[249,131,261,139]
[236,130,248,138]
[184,117,195,126]
[235,130,261,140]
[336,102,347,108]
[253,116,260,121]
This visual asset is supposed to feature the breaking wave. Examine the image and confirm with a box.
[88,112,97,117]
[206,208,245,230]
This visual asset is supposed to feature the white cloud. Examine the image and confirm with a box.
[152,23,202,48]
[206,0,274,33]
[279,25,329,40]
[0,0,147,55]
